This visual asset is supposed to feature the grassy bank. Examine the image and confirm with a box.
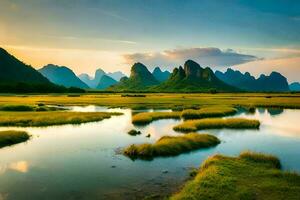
[171,151,300,200]
[123,133,220,159]
[132,112,181,125]
[0,130,30,148]
[181,106,237,119]
[0,111,122,127]
[174,118,260,132]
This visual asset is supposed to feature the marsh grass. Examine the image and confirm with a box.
[0,105,35,111]
[0,104,66,112]
[132,112,181,125]
[0,130,30,148]
[123,133,220,159]
[173,118,260,132]
[0,111,122,127]
[181,106,237,119]
[171,151,300,200]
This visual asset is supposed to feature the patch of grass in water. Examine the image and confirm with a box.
[127,129,142,136]
[181,106,237,119]
[0,111,122,127]
[123,133,220,159]
[170,151,300,200]
[0,130,30,148]
[173,118,260,132]
[132,112,181,125]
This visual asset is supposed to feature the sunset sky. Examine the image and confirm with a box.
[1,0,299,82]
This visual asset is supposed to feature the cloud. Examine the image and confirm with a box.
[123,47,258,70]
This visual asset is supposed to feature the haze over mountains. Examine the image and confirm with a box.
[0,47,298,93]
[79,69,126,89]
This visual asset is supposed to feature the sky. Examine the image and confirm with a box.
[0,0,300,82]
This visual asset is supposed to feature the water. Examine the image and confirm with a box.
[0,106,300,200]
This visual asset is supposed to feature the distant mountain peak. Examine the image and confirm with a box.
[152,66,171,82]
[107,62,159,91]
[39,64,89,89]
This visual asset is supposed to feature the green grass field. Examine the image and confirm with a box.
[174,118,260,132]
[170,151,300,200]
[123,133,220,159]
[0,111,122,127]
[0,130,30,148]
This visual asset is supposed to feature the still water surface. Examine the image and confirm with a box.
[0,106,300,199]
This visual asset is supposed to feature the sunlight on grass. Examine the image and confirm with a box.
[123,133,220,159]
[171,151,300,200]
[132,111,181,125]
[181,106,237,119]
[0,111,122,127]
[173,118,260,132]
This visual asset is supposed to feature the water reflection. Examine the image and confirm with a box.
[0,161,29,174]
[0,106,299,199]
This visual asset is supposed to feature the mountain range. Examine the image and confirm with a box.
[39,64,89,89]
[109,60,237,92]
[215,68,290,92]
[154,60,237,92]
[79,69,126,89]
[0,47,298,93]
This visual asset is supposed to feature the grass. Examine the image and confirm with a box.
[174,118,260,132]
[0,111,122,127]
[181,106,237,119]
[0,104,66,112]
[170,151,300,200]
[0,93,299,110]
[132,106,237,125]
[132,112,181,125]
[0,130,30,148]
[123,133,220,159]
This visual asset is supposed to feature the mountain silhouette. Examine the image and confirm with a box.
[108,62,159,91]
[0,48,77,93]
[215,68,290,92]
[39,64,89,89]
[289,82,300,91]
[152,67,171,82]
[0,48,50,84]
[96,75,118,89]
[154,60,237,92]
